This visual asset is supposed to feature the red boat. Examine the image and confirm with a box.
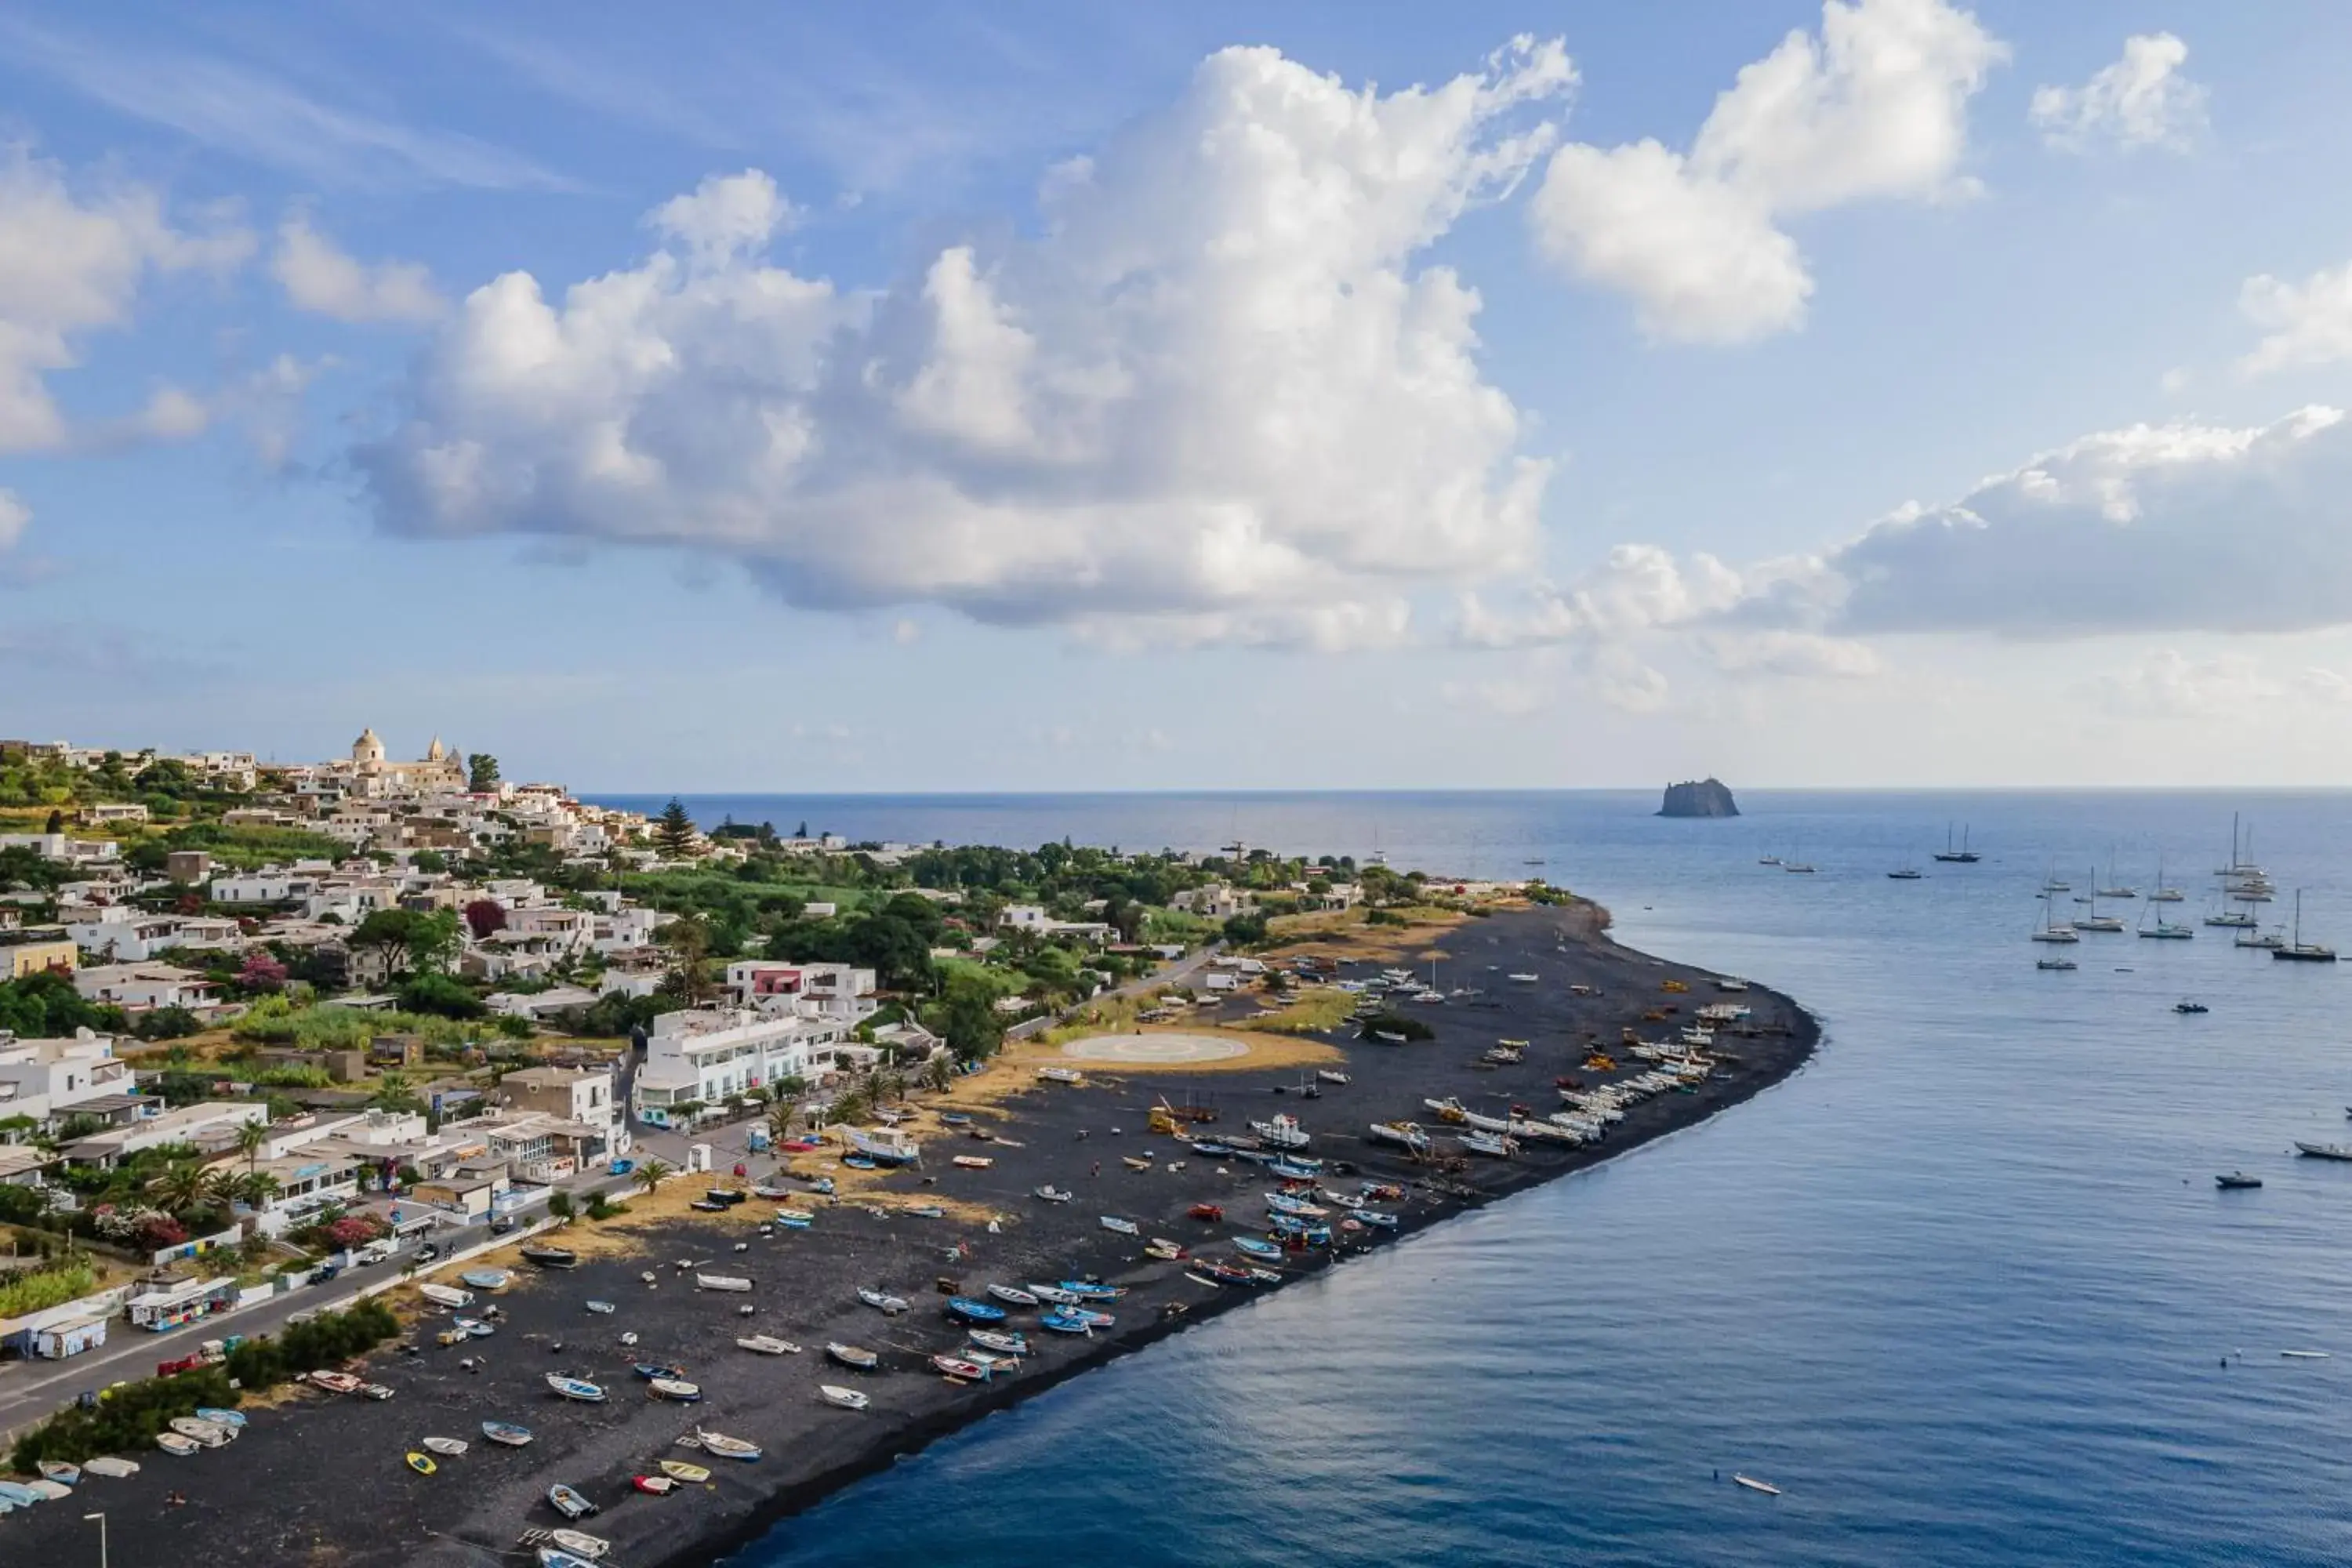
[1186,1203,1225,1222]
[633,1475,677,1495]
[779,1138,822,1153]
[1196,1258,1253,1283]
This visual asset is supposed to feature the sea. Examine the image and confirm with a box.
[592,790,2352,1566]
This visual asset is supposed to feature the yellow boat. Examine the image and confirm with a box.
[659,1459,711,1483]
[405,1452,436,1475]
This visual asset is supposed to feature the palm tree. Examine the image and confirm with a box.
[633,1157,673,1198]
[232,1171,281,1210]
[146,1160,212,1216]
[765,1102,797,1145]
[923,1054,953,1094]
[234,1120,267,1174]
[372,1070,421,1112]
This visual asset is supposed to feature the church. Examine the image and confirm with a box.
[343,728,469,793]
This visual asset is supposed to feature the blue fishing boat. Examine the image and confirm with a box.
[459,1269,512,1291]
[1265,1192,1327,1218]
[1189,1139,1236,1156]
[538,1550,601,1568]
[1269,1214,1333,1245]
[632,1363,686,1381]
[192,1406,247,1428]
[1039,1308,1096,1334]
[1233,1236,1284,1261]
[544,1374,607,1403]
[1356,1209,1399,1228]
[481,1421,534,1446]
[1065,1305,1115,1328]
[777,1212,812,1229]
[1267,1156,1323,1180]
[945,1296,1007,1323]
[1057,1280,1124,1300]
[842,1155,877,1171]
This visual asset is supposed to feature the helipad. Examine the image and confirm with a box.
[1058,1033,1250,1065]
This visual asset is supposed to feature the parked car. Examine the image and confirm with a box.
[489,1215,516,1235]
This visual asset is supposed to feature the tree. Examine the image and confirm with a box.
[654,798,699,859]
[398,973,485,1019]
[463,899,508,940]
[236,951,289,993]
[42,808,64,833]
[466,753,500,792]
[932,971,1006,1062]
[372,1071,423,1113]
[659,913,713,1005]
[145,1161,212,1216]
[234,1120,267,1175]
[633,1157,673,1197]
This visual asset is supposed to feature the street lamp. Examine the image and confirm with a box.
[84,1512,107,1568]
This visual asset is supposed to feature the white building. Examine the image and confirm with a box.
[724,960,879,1023]
[0,1030,140,1128]
[67,913,244,963]
[632,1007,855,1127]
[501,1063,624,1156]
[61,1102,267,1168]
[72,964,220,1014]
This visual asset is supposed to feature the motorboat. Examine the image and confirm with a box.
[418,1283,473,1308]
[738,1334,800,1355]
[2173,1000,2209,1014]
[696,1274,754,1293]
[2296,1142,2352,1160]
[1316,1069,1352,1085]
[821,1385,871,1410]
[1247,1115,1311,1149]
[544,1375,607,1403]
[826,1342,880,1370]
[2215,1172,2263,1189]
[548,1484,598,1520]
[1367,1121,1433,1154]
[988,1283,1041,1307]
[2035,958,2077,971]
[693,1429,763,1461]
[482,1421,535,1446]
[858,1287,909,1315]
[1033,1185,1073,1203]
[520,1246,579,1270]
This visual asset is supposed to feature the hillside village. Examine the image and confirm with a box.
[0,730,1486,1361]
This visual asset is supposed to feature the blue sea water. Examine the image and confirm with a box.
[593,790,2352,1566]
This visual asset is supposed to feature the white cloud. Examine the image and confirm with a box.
[2085,650,2278,717]
[361,40,1573,645]
[1704,630,1882,679]
[0,150,252,452]
[1529,0,2003,342]
[1454,545,1746,648]
[2031,34,2207,153]
[2238,261,2352,377]
[273,216,445,323]
[0,489,28,551]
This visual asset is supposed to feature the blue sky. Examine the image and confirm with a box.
[7,2,2352,790]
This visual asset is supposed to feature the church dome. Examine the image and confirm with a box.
[353,727,386,764]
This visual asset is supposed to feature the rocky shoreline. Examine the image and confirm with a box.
[2,903,1817,1568]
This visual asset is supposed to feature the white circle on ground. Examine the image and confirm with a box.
[1060,1033,1250,1065]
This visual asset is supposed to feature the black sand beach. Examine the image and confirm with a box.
[2,903,1816,1567]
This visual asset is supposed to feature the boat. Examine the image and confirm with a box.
[1316,1069,1352,1085]
[633,1362,688,1381]
[482,1421,535,1446]
[1059,1279,1124,1300]
[405,1452,437,1475]
[950,1155,994,1169]
[1266,1192,1328,1219]
[2035,958,2078,971]
[696,1274,754,1293]
[821,1385,872,1410]
[2173,1000,2209,1014]
[583,1300,616,1316]
[1931,825,1980,863]
[1144,1238,1186,1261]
[2274,891,2338,962]
[1886,867,1922,880]
[36,1461,80,1486]
[738,1334,800,1355]
[858,1287,909,1314]
[309,1370,365,1395]
[633,1474,677,1495]
[969,1329,1029,1356]
[548,1484,598,1519]
[1234,1236,1284,1261]
[459,1269,512,1291]
[946,1296,1007,1323]
[931,1353,990,1381]
[1267,1156,1323,1181]
[192,1406,246,1428]
[81,1457,139,1479]
[987,1283,1041,1307]
[1120,1156,1152,1171]
[539,1551,601,1568]
[693,1429,763,1461]
[1759,854,1780,866]
[655,1459,711,1483]
[544,1374,607,1403]
[418,1283,474,1308]
[1027,1283,1083,1305]
[1036,1065,1085,1084]
[1356,1209,1399,1228]
[2215,1172,2263,1189]
[619,1332,639,1347]
[2138,900,2194,940]
[650,1377,703,1402]
[2296,1142,2352,1160]
[1100,1215,1140,1236]
[1459,1130,1516,1158]
[1039,1308,1098,1335]
[827,1342,880,1370]
[2282,1349,2333,1359]
[2238,929,2288,950]
[1033,1185,1073,1203]
[155,1432,200,1457]
[748,1183,797,1200]
[1733,1474,1782,1497]
[844,1126,922,1167]
[2031,891,2078,944]
[422,1436,468,1457]
[1367,1121,1433,1154]
[520,1246,579,1270]
[453,1317,495,1338]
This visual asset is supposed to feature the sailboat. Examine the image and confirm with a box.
[2072,872,2124,933]
[2138,897,2194,941]
[2146,855,2185,902]
[2040,862,2070,894]
[2274,890,2337,963]
[2030,891,2079,944]
[2096,851,2136,899]
[1932,824,1980,864]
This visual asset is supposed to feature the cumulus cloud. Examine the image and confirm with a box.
[2031,34,2207,153]
[2085,650,2278,718]
[0,150,252,451]
[2238,261,2352,377]
[273,216,445,323]
[1528,0,2003,342]
[0,489,28,551]
[361,40,1573,647]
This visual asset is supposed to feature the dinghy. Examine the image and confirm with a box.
[632,1362,686,1381]
[931,1354,989,1381]
[1099,1215,1140,1236]
[405,1451,437,1475]
[544,1528,610,1559]
[951,1155,994,1169]
[967,1329,1029,1356]
[544,1374,607,1403]
[36,1461,80,1486]
[418,1283,473,1308]
[988,1283,1040,1307]
[820,1385,870,1410]
[170,1417,234,1447]
[697,1274,754,1293]
[584,1300,616,1315]
[481,1421,535,1446]
[459,1269,512,1291]
[520,1245,579,1269]
[738,1334,801,1355]
[548,1483,598,1519]
[82,1457,139,1479]
[945,1296,1006,1323]
[422,1436,469,1457]
[858,1287,910,1314]
[1033,1185,1073,1203]
[693,1429,763,1461]
[826,1341,880,1370]
[193,1406,247,1428]
[21,1478,71,1500]
[650,1377,703,1402]
[154,1430,201,1457]
[659,1460,711,1483]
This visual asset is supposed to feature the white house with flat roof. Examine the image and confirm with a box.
[632,1007,855,1127]
[0,1029,138,1128]
[724,960,879,1023]
[61,1101,267,1168]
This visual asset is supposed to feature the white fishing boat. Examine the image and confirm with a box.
[819,1385,871,1410]
[1368,1120,1433,1154]
[81,1457,139,1479]
[1247,1114,1311,1149]
[422,1436,469,1457]
[547,1529,612,1559]
[1035,1066,1085,1084]
[857,1287,909,1315]
[649,1377,703,1402]
[1734,1474,1783,1496]
[417,1283,473,1309]
[154,1432,200,1457]
[737,1334,800,1355]
[1507,972,1540,982]
[2281,1349,2332,1359]
[695,1274,754,1293]
[989,1283,1041,1307]
[1100,1215,1140,1236]
[545,1374,608,1403]
[693,1429,763,1461]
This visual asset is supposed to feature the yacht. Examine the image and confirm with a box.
[2236,929,2287,950]
[2035,956,2078,971]
[2095,854,2137,900]
[1886,866,1923,880]
[2138,902,2194,940]
[1758,854,1781,866]
[1932,824,1980,863]
[2072,873,2124,932]
[2203,906,2258,930]
[2031,891,2079,944]
[2274,890,2338,963]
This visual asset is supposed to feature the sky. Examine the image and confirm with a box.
[5,1,2352,792]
